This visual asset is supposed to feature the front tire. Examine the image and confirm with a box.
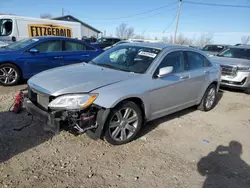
[104,101,143,145]
[198,84,217,111]
[0,63,21,86]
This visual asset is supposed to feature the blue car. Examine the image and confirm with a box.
[0,36,103,86]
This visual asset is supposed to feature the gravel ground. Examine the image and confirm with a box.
[0,84,250,188]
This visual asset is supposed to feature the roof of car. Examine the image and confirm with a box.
[119,42,193,50]
[204,44,229,46]
[31,36,77,40]
[229,45,250,49]
[100,37,121,39]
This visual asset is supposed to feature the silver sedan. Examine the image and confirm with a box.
[25,43,221,145]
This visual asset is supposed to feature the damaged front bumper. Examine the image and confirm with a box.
[23,98,110,140]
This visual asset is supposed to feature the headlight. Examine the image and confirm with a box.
[48,94,98,110]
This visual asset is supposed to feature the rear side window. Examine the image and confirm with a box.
[155,51,184,75]
[65,41,95,51]
[35,40,62,52]
[185,51,204,70]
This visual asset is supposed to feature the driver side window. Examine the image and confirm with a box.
[155,51,184,76]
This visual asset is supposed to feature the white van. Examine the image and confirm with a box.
[0,15,82,46]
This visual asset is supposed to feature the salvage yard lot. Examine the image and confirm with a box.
[0,84,250,188]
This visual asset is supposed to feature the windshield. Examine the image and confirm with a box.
[0,19,13,36]
[4,38,39,50]
[90,45,161,74]
[217,47,250,60]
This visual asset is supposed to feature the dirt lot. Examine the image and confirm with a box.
[0,84,250,188]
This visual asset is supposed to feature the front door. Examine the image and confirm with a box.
[149,51,194,120]
[19,40,63,77]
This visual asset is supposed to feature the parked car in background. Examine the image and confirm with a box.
[25,43,221,145]
[202,44,229,56]
[92,37,121,49]
[81,36,97,43]
[103,39,144,50]
[210,45,250,93]
[0,36,103,86]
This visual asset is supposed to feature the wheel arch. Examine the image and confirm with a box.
[111,96,147,122]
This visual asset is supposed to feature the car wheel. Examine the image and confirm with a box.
[198,84,217,111]
[104,101,143,145]
[0,64,21,86]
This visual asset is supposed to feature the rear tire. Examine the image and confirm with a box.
[0,63,21,86]
[198,84,217,111]
[104,101,143,145]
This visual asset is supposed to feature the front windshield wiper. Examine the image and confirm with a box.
[98,63,122,71]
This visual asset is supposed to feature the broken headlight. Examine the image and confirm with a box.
[48,94,98,110]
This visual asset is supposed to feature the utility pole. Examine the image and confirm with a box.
[173,0,182,44]
[62,8,64,16]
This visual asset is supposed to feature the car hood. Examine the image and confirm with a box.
[28,63,138,96]
[210,56,250,66]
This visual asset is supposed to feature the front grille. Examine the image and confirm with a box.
[221,65,237,76]
[28,87,50,111]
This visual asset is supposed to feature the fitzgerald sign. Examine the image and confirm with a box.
[28,24,72,37]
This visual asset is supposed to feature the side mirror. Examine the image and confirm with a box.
[29,48,39,53]
[157,66,173,78]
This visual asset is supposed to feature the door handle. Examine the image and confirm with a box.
[54,56,63,59]
[180,76,189,80]
[204,70,210,74]
[81,54,90,57]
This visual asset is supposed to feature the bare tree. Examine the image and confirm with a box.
[194,34,213,47]
[126,27,134,39]
[40,13,52,19]
[161,35,174,43]
[241,36,250,44]
[116,23,135,39]
[134,34,144,39]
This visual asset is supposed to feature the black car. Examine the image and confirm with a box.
[202,44,229,56]
[91,37,121,49]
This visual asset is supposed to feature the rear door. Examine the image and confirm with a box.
[20,40,63,76]
[62,40,100,65]
[184,51,210,100]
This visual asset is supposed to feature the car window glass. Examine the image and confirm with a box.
[204,57,212,67]
[65,41,87,51]
[35,40,61,52]
[91,45,161,74]
[186,51,204,70]
[212,45,224,52]
[156,51,184,74]
[0,19,12,36]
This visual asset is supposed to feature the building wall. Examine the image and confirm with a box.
[53,16,99,38]
[81,25,99,38]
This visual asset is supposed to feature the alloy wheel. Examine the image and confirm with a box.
[205,87,216,109]
[109,107,139,141]
[0,67,18,85]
